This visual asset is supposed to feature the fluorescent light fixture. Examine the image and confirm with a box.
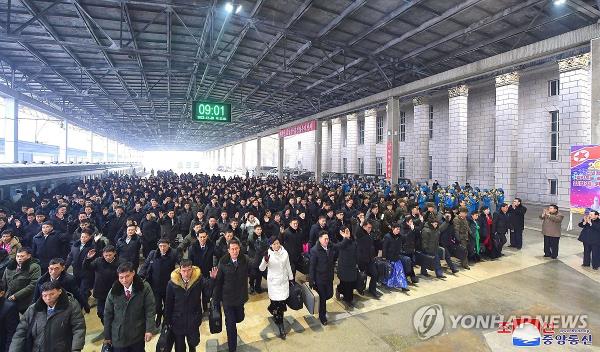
[554,0,566,5]
[236,4,242,14]
[225,2,234,13]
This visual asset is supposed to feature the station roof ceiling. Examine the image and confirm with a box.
[0,0,597,149]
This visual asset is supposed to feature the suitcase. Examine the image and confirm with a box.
[416,251,436,271]
[300,282,320,315]
[287,281,303,310]
[209,300,222,334]
[373,257,391,283]
[297,253,311,275]
[355,270,367,294]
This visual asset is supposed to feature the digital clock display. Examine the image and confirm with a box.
[192,101,231,122]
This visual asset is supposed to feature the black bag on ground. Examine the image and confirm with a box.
[297,253,310,275]
[156,323,174,352]
[449,245,467,260]
[373,257,391,283]
[209,300,222,334]
[355,270,367,294]
[416,251,436,271]
[286,281,303,310]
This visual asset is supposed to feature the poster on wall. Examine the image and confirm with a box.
[570,145,600,214]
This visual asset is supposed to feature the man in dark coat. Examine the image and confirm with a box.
[103,262,156,352]
[159,210,181,245]
[281,218,304,278]
[0,280,18,352]
[309,216,328,247]
[204,217,221,244]
[31,221,70,274]
[65,228,95,312]
[140,213,161,258]
[32,258,86,311]
[82,245,121,326]
[578,210,600,269]
[139,239,178,327]
[507,198,527,249]
[334,226,358,307]
[491,204,510,258]
[383,223,419,284]
[116,225,142,271]
[9,281,85,352]
[102,206,127,244]
[188,230,216,311]
[1,248,41,313]
[211,239,249,352]
[247,225,269,294]
[355,221,381,298]
[309,231,336,325]
[165,261,204,352]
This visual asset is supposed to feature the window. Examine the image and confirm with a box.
[342,122,347,147]
[376,157,383,175]
[342,158,347,173]
[548,79,560,96]
[399,111,406,142]
[428,155,433,180]
[399,157,405,178]
[549,179,558,195]
[358,158,364,174]
[550,111,559,161]
[429,106,434,139]
[376,115,384,144]
[297,141,301,150]
[358,119,365,145]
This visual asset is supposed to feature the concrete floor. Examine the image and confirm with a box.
[80,221,600,352]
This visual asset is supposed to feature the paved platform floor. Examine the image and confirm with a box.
[80,225,600,352]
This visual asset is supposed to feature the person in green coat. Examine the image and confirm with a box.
[1,248,41,314]
[9,280,85,352]
[103,262,157,352]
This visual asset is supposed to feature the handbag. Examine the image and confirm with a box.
[156,323,174,352]
[355,270,367,294]
[209,300,223,334]
[101,343,113,352]
[286,281,303,310]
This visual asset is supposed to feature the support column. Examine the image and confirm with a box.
[3,98,18,163]
[331,118,342,173]
[591,38,600,145]
[315,120,323,182]
[104,138,109,162]
[494,72,520,201]
[448,85,469,185]
[321,121,330,173]
[241,142,246,171]
[558,54,592,208]
[87,132,93,162]
[387,97,400,185]
[364,108,377,174]
[278,135,284,180]
[412,97,430,182]
[61,120,69,163]
[256,137,262,170]
[346,113,358,174]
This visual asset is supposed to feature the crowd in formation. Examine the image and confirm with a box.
[0,170,590,352]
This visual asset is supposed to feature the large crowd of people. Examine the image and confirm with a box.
[0,170,585,352]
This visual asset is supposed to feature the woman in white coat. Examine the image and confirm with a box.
[259,236,294,339]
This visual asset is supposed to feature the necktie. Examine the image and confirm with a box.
[47,307,54,315]
[125,289,131,300]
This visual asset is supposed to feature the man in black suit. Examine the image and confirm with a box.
[0,280,18,352]
[188,229,215,311]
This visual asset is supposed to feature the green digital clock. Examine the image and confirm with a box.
[192,101,231,122]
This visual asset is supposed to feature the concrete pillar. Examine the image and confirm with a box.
[346,113,358,174]
[412,96,430,183]
[241,142,246,171]
[331,118,342,173]
[592,38,600,145]
[256,137,262,170]
[494,72,520,201]
[364,108,377,174]
[3,97,18,163]
[387,97,400,185]
[104,138,109,162]
[278,136,284,180]
[558,54,592,208]
[315,120,323,182]
[87,132,93,162]
[321,121,330,173]
[448,85,469,185]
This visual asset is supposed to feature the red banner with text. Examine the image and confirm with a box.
[386,140,392,180]
[279,120,317,138]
